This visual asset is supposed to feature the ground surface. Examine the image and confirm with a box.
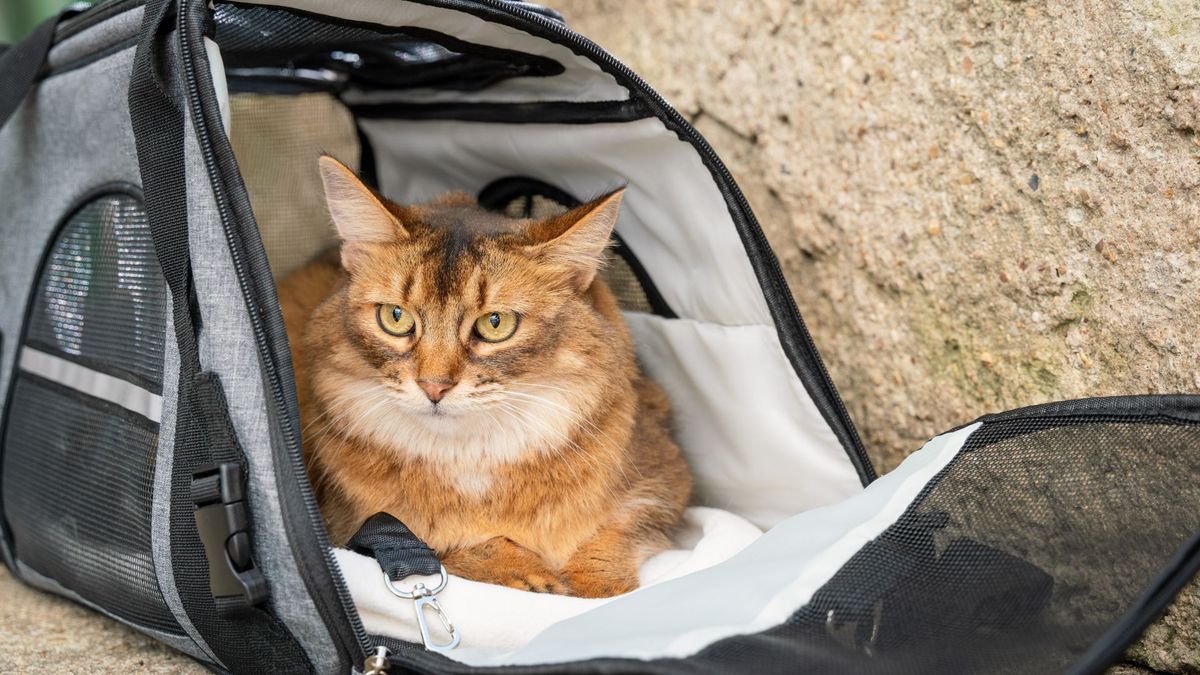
[0,567,207,674]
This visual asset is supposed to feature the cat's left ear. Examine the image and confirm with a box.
[525,188,624,292]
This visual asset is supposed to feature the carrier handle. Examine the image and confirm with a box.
[0,10,73,131]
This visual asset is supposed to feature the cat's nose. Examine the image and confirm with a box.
[417,378,456,403]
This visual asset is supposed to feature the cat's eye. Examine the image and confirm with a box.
[377,304,416,336]
[474,310,519,342]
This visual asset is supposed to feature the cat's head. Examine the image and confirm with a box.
[310,156,633,461]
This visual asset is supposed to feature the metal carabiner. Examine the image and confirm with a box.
[381,566,461,653]
[414,591,462,654]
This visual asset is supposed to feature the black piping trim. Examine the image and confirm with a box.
[178,1,365,668]
[23,338,164,395]
[350,98,652,124]
[0,181,145,577]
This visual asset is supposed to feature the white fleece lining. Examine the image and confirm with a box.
[335,423,980,666]
[625,314,860,527]
[19,347,162,423]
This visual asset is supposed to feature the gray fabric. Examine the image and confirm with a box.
[152,286,223,666]
[184,109,341,674]
[46,5,143,71]
[16,561,211,661]
[0,42,142,565]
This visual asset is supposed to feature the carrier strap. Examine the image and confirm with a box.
[0,13,59,131]
[348,513,442,581]
[128,0,310,671]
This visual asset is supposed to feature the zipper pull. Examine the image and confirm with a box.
[363,645,391,675]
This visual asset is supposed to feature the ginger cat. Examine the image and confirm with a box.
[278,156,691,597]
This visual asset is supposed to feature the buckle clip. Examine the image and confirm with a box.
[192,462,267,606]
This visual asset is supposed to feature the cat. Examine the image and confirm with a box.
[278,156,692,597]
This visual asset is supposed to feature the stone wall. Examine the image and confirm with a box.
[550,1,1199,671]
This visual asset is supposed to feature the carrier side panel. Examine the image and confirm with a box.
[0,9,217,662]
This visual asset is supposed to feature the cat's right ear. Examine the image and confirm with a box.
[318,155,409,271]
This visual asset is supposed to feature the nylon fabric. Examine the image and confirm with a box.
[348,513,442,581]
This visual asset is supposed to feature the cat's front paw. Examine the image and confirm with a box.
[443,537,569,594]
[496,569,568,594]
[562,568,638,598]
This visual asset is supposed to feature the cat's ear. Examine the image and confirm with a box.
[318,155,409,271]
[525,188,624,291]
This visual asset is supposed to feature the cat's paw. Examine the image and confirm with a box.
[498,570,569,594]
[562,569,638,598]
[443,537,569,594]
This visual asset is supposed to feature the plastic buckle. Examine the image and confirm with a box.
[192,462,268,607]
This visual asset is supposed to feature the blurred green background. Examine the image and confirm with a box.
[0,0,88,44]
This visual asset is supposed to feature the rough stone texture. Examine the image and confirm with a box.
[0,568,207,674]
[551,0,1198,672]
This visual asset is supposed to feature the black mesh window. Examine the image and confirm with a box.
[767,406,1200,674]
[2,191,179,634]
[25,195,167,390]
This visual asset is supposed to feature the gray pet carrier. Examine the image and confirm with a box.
[1,1,1197,673]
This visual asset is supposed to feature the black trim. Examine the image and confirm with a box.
[475,175,677,318]
[24,338,164,395]
[217,3,563,94]
[351,98,652,124]
[0,182,144,573]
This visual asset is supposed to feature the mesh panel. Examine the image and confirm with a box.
[25,195,166,388]
[4,376,178,633]
[772,412,1200,674]
[227,92,359,279]
[2,192,178,634]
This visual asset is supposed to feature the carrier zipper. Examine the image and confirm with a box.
[176,0,374,667]
[420,0,876,485]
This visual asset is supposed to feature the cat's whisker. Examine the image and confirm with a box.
[498,391,640,485]
[492,399,626,491]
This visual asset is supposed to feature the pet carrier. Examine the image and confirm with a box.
[1,1,1197,673]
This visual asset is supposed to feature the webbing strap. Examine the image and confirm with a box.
[0,14,59,130]
[348,513,441,581]
[127,0,310,670]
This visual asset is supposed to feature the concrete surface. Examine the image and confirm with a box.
[0,567,206,674]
